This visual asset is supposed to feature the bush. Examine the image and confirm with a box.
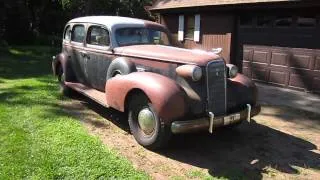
[0,40,8,48]
[33,34,62,47]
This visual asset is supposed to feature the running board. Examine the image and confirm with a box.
[65,82,108,107]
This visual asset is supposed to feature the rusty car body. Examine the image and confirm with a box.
[52,16,260,149]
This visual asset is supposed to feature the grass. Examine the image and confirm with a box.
[0,46,149,179]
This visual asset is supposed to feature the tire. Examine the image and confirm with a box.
[57,67,73,96]
[128,93,171,150]
[106,58,136,80]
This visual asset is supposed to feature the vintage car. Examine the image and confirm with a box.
[52,16,260,149]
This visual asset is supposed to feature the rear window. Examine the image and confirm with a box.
[71,25,85,43]
[64,25,71,40]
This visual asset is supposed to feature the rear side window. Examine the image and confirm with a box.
[71,25,85,43]
[64,25,71,40]
[87,26,110,46]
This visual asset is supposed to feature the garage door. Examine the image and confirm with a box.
[242,45,320,93]
[239,10,320,93]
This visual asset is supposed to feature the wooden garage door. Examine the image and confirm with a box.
[239,9,320,93]
[242,45,320,93]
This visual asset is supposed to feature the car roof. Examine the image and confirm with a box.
[68,16,147,29]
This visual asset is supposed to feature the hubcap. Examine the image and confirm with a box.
[138,108,156,135]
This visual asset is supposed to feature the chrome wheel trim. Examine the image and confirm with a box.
[137,108,156,135]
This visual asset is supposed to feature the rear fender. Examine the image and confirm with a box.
[52,53,74,81]
[105,72,186,123]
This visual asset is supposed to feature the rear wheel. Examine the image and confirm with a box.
[128,93,171,150]
[57,67,73,96]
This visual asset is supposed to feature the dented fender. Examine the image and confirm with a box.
[105,72,186,123]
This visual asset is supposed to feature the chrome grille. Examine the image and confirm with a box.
[206,60,227,115]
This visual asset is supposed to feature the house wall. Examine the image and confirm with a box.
[160,13,235,63]
[156,4,320,93]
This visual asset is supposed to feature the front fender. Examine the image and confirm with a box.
[105,72,186,123]
[227,74,258,111]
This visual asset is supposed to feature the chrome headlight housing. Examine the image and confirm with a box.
[176,65,202,81]
[191,66,202,81]
[226,64,238,78]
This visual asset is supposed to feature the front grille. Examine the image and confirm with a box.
[206,60,227,116]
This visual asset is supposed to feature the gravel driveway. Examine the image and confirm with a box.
[61,93,320,180]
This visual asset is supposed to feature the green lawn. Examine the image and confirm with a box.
[0,46,148,179]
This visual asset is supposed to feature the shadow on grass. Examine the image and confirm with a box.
[0,46,58,79]
[65,93,130,131]
[72,94,320,180]
[0,83,64,111]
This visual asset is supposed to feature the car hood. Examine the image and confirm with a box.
[113,45,221,66]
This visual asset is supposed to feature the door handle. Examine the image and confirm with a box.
[79,51,87,57]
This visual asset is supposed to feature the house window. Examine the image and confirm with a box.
[297,16,316,28]
[274,16,292,27]
[184,15,195,39]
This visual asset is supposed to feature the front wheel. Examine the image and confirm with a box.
[128,93,171,150]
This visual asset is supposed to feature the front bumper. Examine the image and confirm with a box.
[171,104,261,134]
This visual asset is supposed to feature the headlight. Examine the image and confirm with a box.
[176,65,202,81]
[226,64,238,78]
[192,66,202,81]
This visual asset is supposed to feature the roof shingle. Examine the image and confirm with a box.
[150,0,297,10]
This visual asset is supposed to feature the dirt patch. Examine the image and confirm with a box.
[61,95,320,180]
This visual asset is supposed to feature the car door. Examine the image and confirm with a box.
[85,25,113,91]
[70,24,88,84]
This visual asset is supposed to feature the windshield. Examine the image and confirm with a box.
[115,28,170,46]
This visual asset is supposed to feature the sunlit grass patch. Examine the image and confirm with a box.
[0,46,149,179]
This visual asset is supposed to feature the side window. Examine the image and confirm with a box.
[71,25,85,43]
[64,25,71,40]
[87,26,110,46]
[184,15,194,39]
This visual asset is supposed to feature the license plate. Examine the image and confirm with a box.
[223,113,240,125]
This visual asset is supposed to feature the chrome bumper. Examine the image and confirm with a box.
[171,104,261,134]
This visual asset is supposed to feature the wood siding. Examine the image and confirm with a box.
[161,13,234,63]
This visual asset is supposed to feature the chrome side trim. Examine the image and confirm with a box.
[246,104,251,122]
[209,112,214,133]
